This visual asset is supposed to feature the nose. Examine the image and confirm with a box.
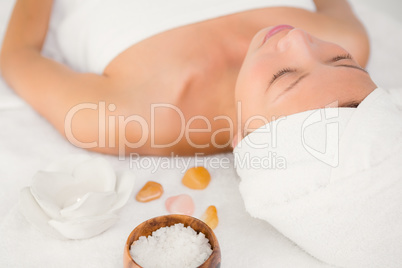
[277,29,317,59]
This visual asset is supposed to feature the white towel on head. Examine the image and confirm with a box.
[234,87,402,268]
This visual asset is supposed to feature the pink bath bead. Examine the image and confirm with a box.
[165,194,195,216]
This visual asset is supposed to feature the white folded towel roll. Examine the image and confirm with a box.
[234,88,402,268]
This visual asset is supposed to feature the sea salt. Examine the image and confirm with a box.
[130,223,213,268]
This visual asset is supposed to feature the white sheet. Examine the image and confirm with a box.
[1,1,402,267]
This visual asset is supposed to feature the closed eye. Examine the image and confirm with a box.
[330,53,353,62]
[329,53,368,73]
[269,67,296,85]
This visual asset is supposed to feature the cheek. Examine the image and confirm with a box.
[235,80,267,119]
[235,54,278,124]
[236,56,270,99]
[236,85,271,130]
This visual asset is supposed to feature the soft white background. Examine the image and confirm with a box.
[0,0,401,267]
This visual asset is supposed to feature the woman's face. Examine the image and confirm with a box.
[235,25,377,134]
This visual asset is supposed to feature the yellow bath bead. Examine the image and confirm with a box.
[182,166,211,190]
[135,181,164,202]
[201,205,219,230]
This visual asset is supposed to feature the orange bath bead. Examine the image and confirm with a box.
[201,205,219,230]
[135,181,164,202]
[181,166,211,190]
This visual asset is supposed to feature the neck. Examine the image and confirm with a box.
[204,15,253,69]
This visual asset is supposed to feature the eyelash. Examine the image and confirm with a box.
[270,68,295,84]
[331,53,353,62]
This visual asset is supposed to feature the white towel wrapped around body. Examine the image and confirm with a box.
[43,0,314,74]
[234,88,402,268]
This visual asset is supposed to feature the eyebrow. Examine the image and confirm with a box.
[273,64,368,101]
[336,64,368,74]
[338,100,361,108]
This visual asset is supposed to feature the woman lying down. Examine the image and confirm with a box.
[0,0,373,156]
[1,0,402,267]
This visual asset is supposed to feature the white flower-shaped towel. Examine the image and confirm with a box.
[20,155,135,240]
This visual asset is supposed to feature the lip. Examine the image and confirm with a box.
[262,24,294,44]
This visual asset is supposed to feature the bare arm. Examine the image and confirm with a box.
[314,0,358,19]
[0,0,110,112]
[313,0,370,66]
[0,0,128,155]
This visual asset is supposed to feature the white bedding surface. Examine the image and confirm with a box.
[1,1,401,267]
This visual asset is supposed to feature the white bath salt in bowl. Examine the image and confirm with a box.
[130,223,213,268]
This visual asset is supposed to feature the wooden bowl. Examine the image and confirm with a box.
[123,214,221,268]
